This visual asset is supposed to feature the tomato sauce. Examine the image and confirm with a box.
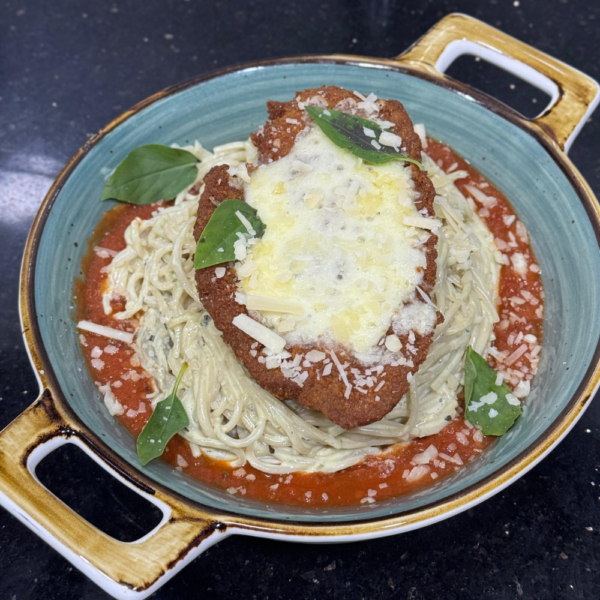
[77,140,543,508]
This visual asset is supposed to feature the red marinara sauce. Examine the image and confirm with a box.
[77,139,543,508]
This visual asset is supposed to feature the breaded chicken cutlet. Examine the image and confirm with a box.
[194,86,441,430]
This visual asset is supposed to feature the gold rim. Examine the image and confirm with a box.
[19,54,600,538]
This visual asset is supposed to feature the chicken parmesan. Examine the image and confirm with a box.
[76,87,543,507]
[194,86,440,429]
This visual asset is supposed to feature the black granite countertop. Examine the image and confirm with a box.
[1,0,600,598]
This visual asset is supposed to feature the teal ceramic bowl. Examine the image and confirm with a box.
[4,14,600,600]
[29,55,600,518]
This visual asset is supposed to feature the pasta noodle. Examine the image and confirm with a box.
[107,137,499,474]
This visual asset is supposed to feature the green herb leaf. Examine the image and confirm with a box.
[101,144,198,205]
[464,347,522,436]
[137,363,189,466]
[194,199,266,269]
[305,106,423,168]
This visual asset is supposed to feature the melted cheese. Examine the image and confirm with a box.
[239,126,433,355]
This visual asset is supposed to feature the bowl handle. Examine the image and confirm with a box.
[0,388,225,599]
[395,13,599,153]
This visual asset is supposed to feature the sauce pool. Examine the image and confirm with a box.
[77,139,543,507]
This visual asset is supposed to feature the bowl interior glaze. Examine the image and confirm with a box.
[33,60,600,522]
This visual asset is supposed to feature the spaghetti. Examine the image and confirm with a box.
[105,136,500,474]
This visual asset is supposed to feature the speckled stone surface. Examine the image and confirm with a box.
[1,0,599,598]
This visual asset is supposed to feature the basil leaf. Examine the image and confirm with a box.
[305,106,422,169]
[464,347,522,436]
[137,363,189,466]
[101,144,198,205]
[194,199,266,269]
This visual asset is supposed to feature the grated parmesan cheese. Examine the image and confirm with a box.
[329,350,352,398]
[511,253,528,275]
[232,314,286,353]
[406,465,430,481]
[235,210,256,235]
[384,334,402,353]
[465,184,497,208]
[305,349,326,362]
[379,131,402,148]
[403,215,442,230]
[98,383,123,416]
[245,295,304,315]
[412,445,438,465]
[414,123,427,148]
[77,321,133,344]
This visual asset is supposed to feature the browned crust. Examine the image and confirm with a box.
[195,86,441,430]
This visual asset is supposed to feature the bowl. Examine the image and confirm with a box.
[2,13,600,600]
